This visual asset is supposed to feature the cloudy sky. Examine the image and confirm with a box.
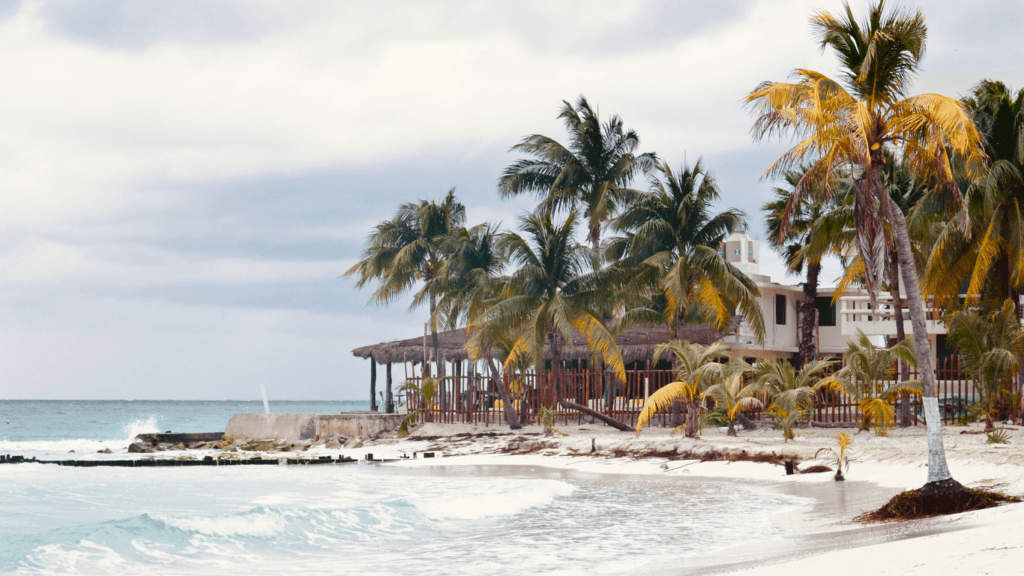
[0,0,1020,400]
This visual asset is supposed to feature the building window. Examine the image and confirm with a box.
[733,249,742,255]
[718,249,725,257]
[775,294,787,325]
[814,297,837,327]
[747,249,753,255]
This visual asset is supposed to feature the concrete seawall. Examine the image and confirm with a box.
[225,413,403,441]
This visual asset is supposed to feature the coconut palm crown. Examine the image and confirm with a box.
[466,211,630,431]
[498,95,657,252]
[609,160,765,341]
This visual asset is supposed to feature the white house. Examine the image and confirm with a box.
[719,231,951,366]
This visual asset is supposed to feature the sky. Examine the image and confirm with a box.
[0,0,1021,400]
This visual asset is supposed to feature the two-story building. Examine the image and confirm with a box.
[719,231,950,366]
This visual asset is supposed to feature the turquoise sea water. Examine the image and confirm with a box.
[0,401,813,575]
[0,400,370,443]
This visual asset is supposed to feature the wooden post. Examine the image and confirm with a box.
[385,362,394,413]
[370,357,378,411]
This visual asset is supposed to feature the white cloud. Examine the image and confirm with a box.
[0,0,1016,399]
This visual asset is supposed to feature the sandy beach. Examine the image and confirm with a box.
[324,420,1024,575]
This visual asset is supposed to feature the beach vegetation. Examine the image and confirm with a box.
[466,211,632,431]
[945,300,1024,430]
[814,432,852,481]
[762,168,846,366]
[636,340,734,437]
[398,377,440,436]
[344,189,467,378]
[704,372,762,437]
[986,427,1011,445]
[818,331,920,435]
[609,160,764,341]
[498,95,656,253]
[746,0,984,486]
[751,358,836,441]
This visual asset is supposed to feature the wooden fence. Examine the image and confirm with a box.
[399,355,1010,429]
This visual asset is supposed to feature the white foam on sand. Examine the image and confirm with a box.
[351,421,1024,576]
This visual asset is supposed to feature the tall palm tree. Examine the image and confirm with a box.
[466,211,631,431]
[419,222,523,430]
[610,160,765,341]
[746,0,985,487]
[344,189,466,377]
[927,81,1024,308]
[763,168,842,365]
[498,95,656,253]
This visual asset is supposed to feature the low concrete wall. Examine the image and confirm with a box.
[316,413,403,439]
[225,414,316,440]
[225,413,402,441]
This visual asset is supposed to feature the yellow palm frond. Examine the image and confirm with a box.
[572,313,626,382]
[636,380,699,435]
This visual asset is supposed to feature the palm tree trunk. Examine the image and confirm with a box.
[888,196,955,485]
[549,329,631,431]
[889,250,912,427]
[430,293,443,379]
[798,261,821,367]
[486,358,522,430]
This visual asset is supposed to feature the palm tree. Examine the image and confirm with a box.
[421,222,523,430]
[610,160,765,341]
[763,168,842,365]
[498,95,656,253]
[751,358,836,440]
[819,331,920,435]
[636,340,733,437]
[946,301,1024,430]
[704,373,763,437]
[746,0,985,487]
[344,190,465,378]
[960,81,1024,306]
[466,211,631,431]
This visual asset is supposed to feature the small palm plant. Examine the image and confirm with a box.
[636,340,732,437]
[946,301,1024,431]
[398,377,440,437]
[704,372,762,436]
[815,432,852,481]
[751,358,836,441]
[818,331,920,436]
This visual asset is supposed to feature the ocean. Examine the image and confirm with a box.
[0,400,813,575]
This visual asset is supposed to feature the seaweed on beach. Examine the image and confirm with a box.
[602,447,800,467]
[857,479,1021,522]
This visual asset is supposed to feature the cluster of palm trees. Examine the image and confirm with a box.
[348,1,1024,491]
[346,95,765,430]
[747,0,1023,490]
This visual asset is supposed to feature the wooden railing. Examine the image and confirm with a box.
[400,356,1012,429]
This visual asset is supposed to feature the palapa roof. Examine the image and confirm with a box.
[351,322,727,364]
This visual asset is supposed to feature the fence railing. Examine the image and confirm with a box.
[399,355,1010,429]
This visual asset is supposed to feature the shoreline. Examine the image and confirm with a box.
[360,421,1024,575]
[5,420,1023,575]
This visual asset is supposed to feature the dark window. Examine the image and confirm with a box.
[775,294,787,325]
[814,297,837,327]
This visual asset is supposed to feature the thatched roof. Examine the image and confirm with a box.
[352,322,727,365]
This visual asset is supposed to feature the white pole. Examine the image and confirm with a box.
[261,385,270,414]
[644,377,650,404]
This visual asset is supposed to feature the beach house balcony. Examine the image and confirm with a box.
[839,294,947,338]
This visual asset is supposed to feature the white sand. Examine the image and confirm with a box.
[324,420,1024,575]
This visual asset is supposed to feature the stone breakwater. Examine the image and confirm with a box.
[117,412,406,460]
